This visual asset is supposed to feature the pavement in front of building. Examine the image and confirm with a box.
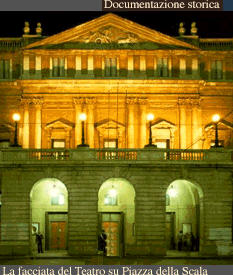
[0,251,233,265]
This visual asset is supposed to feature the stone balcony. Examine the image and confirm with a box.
[0,147,232,166]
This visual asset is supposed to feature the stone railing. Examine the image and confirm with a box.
[0,148,232,163]
[199,39,233,51]
[0,38,23,50]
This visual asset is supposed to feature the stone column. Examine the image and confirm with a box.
[192,102,199,149]
[178,99,187,149]
[87,55,94,77]
[86,97,96,148]
[138,97,148,148]
[32,98,43,149]
[192,58,199,79]
[126,97,136,148]
[23,55,29,78]
[168,58,172,77]
[20,98,31,149]
[128,55,134,78]
[35,55,42,78]
[180,58,186,78]
[139,56,146,77]
[75,56,82,78]
[185,98,203,149]
[65,130,70,148]
[73,97,83,148]
[9,59,13,79]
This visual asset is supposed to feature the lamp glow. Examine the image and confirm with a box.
[168,186,177,197]
[147,113,154,121]
[108,188,117,197]
[79,113,87,121]
[13,113,20,122]
[51,185,59,197]
[212,114,220,123]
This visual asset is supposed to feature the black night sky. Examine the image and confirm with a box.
[0,12,233,39]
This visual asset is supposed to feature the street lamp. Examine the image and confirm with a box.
[77,113,89,148]
[12,113,21,147]
[212,114,220,148]
[145,113,157,148]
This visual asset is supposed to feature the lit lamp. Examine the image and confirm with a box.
[145,113,157,148]
[108,186,118,197]
[50,184,59,197]
[212,114,220,148]
[77,113,89,148]
[168,185,177,197]
[12,113,21,147]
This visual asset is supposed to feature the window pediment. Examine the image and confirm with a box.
[44,118,74,131]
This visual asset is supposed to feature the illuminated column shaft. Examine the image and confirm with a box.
[35,105,42,149]
[23,55,29,78]
[140,56,146,77]
[138,98,148,148]
[179,103,186,149]
[192,58,199,79]
[128,55,134,77]
[35,55,42,78]
[73,98,83,147]
[23,105,30,148]
[180,58,186,78]
[87,99,95,148]
[127,98,136,148]
[87,56,94,77]
[192,106,199,149]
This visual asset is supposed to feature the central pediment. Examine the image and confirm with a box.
[24,13,198,50]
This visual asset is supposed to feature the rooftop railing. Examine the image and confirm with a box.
[199,39,233,51]
[0,148,232,163]
[0,38,23,50]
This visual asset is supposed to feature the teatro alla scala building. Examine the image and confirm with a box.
[0,13,232,257]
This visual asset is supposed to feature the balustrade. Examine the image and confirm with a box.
[0,148,232,163]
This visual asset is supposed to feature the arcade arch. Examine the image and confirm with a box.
[30,178,68,253]
[166,179,204,252]
[98,178,135,257]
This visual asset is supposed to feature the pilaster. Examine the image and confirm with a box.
[126,97,137,148]
[32,98,44,149]
[85,97,96,148]
[75,56,82,78]
[73,97,84,147]
[35,55,42,78]
[138,97,148,148]
[20,98,31,149]
[127,56,134,78]
[23,55,29,78]
[178,98,187,149]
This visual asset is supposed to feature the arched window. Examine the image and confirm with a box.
[51,193,65,205]
[104,193,117,206]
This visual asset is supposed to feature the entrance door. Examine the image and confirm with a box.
[166,212,175,250]
[45,212,68,251]
[50,221,67,250]
[99,212,124,257]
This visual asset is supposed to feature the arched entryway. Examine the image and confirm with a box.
[30,178,68,253]
[166,179,204,253]
[98,178,135,257]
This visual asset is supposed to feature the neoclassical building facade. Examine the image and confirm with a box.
[0,13,232,257]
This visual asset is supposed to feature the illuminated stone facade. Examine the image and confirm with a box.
[0,14,232,257]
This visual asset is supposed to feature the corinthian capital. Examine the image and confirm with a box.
[84,97,97,107]
[126,97,137,106]
[178,97,203,108]
[20,98,31,108]
[73,97,84,107]
[32,97,44,107]
[138,97,148,106]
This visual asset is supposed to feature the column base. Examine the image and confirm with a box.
[77,144,90,148]
[144,144,157,148]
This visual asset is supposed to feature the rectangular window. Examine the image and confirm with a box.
[0,59,10,79]
[155,139,170,149]
[52,139,66,149]
[52,58,65,77]
[157,58,168,77]
[211,60,223,79]
[105,58,117,77]
[51,194,65,205]
[104,139,118,148]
